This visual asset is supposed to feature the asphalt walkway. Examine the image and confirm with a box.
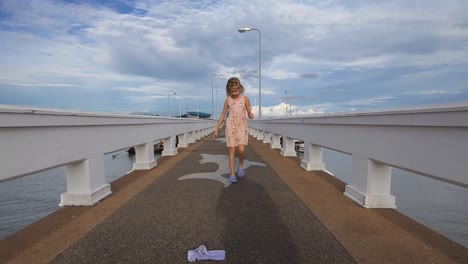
[50,131,355,263]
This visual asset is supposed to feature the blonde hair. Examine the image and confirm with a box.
[225,77,245,96]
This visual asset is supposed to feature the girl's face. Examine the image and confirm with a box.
[229,86,241,98]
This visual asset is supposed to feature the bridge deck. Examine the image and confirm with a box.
[1,131,467,263]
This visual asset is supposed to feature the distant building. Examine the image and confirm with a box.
[179,111,212,119]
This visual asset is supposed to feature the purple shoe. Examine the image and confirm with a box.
[229,175,237,183]
[237,168,245,178]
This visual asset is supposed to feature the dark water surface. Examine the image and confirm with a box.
[0,150,139,239]
[312,149,468,248]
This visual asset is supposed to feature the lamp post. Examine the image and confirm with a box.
[168,90,176,117]
[173,91,176,117]
[211,74,223,120]
[216,89,218,120]
[284,90,291,117]
[238,27,261,119]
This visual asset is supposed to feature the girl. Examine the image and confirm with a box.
[213,77,254,183]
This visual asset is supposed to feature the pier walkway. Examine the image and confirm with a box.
[1,131,467,264]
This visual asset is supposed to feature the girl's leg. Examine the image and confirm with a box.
[236,144,246,177]
[237,144,246,169]
[228,146,236,176]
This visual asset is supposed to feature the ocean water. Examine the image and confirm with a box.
[0,148,467,249]
[311,149,468,248]
[0,150,140,239]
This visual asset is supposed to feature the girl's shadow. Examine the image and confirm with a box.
[216,176,300,263]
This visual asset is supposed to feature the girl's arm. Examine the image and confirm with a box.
[213,99,229,139]
[244,96,254,119]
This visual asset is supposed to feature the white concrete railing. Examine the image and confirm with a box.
[248,102,468,208]
[0,106,215,206]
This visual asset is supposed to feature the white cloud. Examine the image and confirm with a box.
[1,0,467,113]
[340,56,389,68]
[255,102,321,118]
[343,97,396,106]
[265,69,299,80]
[114,81,190,94]
[404,90,462,96]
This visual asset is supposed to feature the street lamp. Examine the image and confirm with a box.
[211,73,223,120]
[168,89,176,117]
[216,89,218,120]
[173,91,176,117]
[238,27,261,119]
[284,90,291,117]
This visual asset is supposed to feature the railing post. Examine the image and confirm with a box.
[263,132,271,144]
[270,134,281,149]
[178,133,189,148]
[189,131,196,144]
[300,143,325,171]
[252,129,258,138]
[257,130,264,140]
[344,155,395,208]
[162,136,178,156]
[280,136,296,157]
[60,155,112,206]
[133,142,157,170]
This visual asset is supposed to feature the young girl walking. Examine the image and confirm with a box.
[213,77,254,183]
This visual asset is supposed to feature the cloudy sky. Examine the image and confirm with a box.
[1,0,467,118]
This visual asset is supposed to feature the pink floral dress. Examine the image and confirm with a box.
[225,94,248,147]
